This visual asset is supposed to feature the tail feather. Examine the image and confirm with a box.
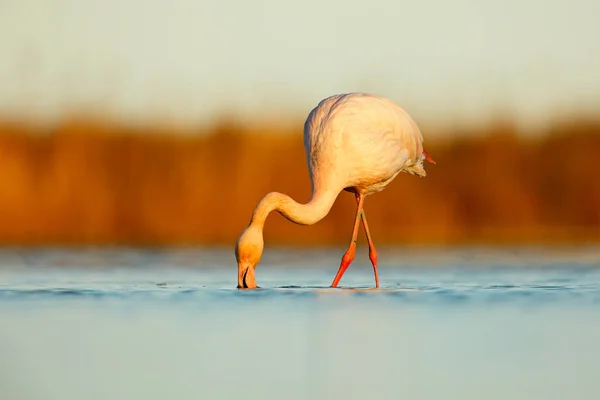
[423,149,436,164]
[406,161,427,177]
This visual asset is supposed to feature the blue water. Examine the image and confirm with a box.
[1,247,599,400]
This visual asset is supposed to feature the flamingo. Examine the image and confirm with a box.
[235,93,435,289]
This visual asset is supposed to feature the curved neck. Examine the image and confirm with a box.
[249,188,339,230]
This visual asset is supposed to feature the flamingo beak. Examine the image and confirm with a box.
[237,263,257,289]
[423,149,436,164]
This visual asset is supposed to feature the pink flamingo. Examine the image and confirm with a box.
[236,93,435,289]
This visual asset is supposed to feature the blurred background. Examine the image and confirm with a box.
[0,0,599,248]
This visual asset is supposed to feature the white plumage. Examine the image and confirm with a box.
[304,93,429,196]
[236,93,435,289]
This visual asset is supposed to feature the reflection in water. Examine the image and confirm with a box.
[0,248,599,400]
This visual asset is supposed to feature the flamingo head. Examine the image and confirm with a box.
[235,225,264,289]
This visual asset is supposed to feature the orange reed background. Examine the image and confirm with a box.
[0,117,598,246]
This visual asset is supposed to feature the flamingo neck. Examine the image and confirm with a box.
[249,188,339,230]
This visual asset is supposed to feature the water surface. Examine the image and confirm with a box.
[1,247,599,400]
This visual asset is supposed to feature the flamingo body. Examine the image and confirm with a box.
[303,93,428,198]
[235,93,435,289]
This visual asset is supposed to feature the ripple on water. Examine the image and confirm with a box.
[1,266,599,308]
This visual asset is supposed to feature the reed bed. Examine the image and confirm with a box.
[0,117,598,246]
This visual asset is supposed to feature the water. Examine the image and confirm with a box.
[1,247,599,400]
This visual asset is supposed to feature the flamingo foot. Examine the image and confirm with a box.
[369,249,380,288]
[331,243,356,287]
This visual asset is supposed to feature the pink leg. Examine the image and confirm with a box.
[356,194,379,288]
[330,194,364,288]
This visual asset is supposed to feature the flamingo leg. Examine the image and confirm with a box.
[330,194,364,288]
[355,193,379,288]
